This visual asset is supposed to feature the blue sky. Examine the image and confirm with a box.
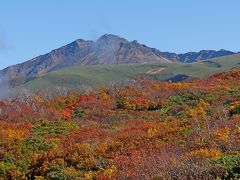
[0,0,240,69]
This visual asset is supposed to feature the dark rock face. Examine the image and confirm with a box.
[0,34,169,79]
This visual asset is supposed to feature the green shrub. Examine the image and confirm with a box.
[73,108,84,118]
[24,136,54,152]
[47,171,66,180]
[32,120,79,137]
[210,154,240,179]
[116,97,129,109]
[168,93,202,106]
[0,161,16,176]
[230,104,240,115]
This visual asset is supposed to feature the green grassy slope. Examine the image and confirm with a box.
[23,54,240,91]
[23,64,167,90]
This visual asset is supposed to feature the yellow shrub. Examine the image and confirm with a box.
[2,129,26,140]
[188,99,209,117]
[102,165,117,177]
[147,127,158,138]
[187,148,222,159]
[213,127,230,142]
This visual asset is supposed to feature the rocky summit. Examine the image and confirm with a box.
[0,34,170,80]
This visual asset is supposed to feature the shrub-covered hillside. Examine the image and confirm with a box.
[0,68,240,179]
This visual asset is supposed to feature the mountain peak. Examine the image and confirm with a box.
[219,49,230,52]
[0,34,237,81]
[99,34,123,39]
[0,34,170,79]
[97,34,128,43]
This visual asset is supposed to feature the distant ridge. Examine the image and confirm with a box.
[0,34,237,80]
[161,49,235,63]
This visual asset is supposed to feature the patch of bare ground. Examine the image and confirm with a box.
[146,67,165,74]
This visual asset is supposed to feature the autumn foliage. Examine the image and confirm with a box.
[0,68,240,179]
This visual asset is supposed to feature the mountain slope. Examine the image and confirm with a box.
[22,54,240,91]
[0,34,170,80]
